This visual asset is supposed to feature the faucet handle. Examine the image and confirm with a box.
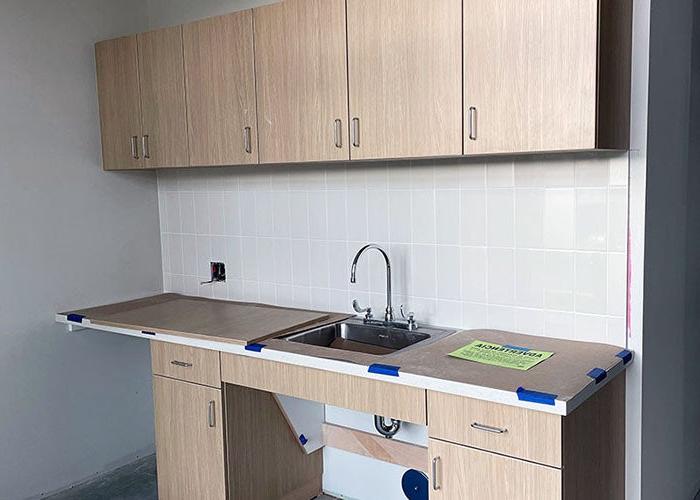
[353,299,373,320]
[400,305,417,330]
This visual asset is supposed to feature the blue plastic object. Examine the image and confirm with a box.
[368,363,400,376]
[66,314,85,324]
[299,434,308,446]
[516,387,557,406]
[401,469,428,500]
[245,343,266,352]
[616,349,633,365]
[587,367,607,384]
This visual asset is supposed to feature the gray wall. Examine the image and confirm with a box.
[642,0,700,498]
[0,1,162,499]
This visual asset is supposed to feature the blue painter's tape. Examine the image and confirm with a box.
[245,343,266,352]
[587,367,608,384]
[141,331,156,336]
[66,314,85,324]
[616,349,633,365]
[516,387,557,406]
[299,434,308,446]
[368,363,400,377]
[504,344,530,352]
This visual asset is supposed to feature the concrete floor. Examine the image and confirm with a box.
[46,455,157,500]
[45,454,337,499]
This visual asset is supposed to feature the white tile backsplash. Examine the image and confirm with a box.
[159,155,629,345]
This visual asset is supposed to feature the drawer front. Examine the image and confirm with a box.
[220,353,426,424]
[151,341,221,388]
[428,391,561,467]
[429,438,562,500]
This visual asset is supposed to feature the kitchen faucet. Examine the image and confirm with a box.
[350,244,417,330]
[350,244,394,322]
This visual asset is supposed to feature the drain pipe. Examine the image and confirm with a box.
[374,415,401,439]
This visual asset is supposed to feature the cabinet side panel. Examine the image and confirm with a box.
[562,374,626,500]
[224,384,323,500]
[596,0,633,149]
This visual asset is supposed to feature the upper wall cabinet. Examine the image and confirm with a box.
[95,29,189,170]
[346,0,463,160]
[463,0,632,155]
[95,36,143,170]
[183,12,258,167]
[254,0,349,164]
[137,26,190,168]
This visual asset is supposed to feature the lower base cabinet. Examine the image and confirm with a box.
[153,375,226,500]
[428,439,561,499]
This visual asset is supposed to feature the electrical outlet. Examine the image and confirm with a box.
[201,262,226,284]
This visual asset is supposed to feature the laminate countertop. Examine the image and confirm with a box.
[58,293,632,415]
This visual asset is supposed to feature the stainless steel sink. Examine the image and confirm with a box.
[284,318,454,355]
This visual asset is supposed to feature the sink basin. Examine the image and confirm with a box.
[283,318,454,355]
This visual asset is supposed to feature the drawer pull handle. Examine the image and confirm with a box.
[170,360,193,368]
[471,422,508,434]
[208,400,216,428]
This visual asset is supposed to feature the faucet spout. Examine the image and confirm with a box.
[350,244,393,322]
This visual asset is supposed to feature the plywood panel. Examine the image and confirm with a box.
[183,11,258,166]
[75,294,329,345]
[428,391,562,467]
[463,0,599,154]
[95,36,142,170]
[429,439,561,500]
[153,376,225,500]
[347,0,462,160]
[254,0,349,163]
[323,423,428,471]
[137,26,189,168]
[221,353,427,424]
[151,341,221,388]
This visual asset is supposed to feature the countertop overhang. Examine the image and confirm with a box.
[57,293,632,416]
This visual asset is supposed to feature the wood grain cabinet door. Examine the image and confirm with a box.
[183,11,258,166]
[137,26,189,168]
[346,0,462,160]
[95,36,143,170]
[463,0,599,154]
[254,0,349,164]
[428,439,561,500]
[153,376,226,500]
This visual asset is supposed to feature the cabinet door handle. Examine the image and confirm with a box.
[142,135,150,160]
[432,456,441,491]
[471,422,508,434]
[468,106,478,140]
[208,400,216,428]
[351,117,360,147]
[334,119,343,148]
[170,360,193,368]
[130,136,140,159]
[243,126,252,154]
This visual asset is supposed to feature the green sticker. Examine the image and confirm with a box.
[449,340,554,371]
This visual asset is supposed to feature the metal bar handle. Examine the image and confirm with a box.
[142,135,150,160]
[432,456,441,491]
[244,126,252,154]
[471,422,508,434]
[334,119,343,148]
[170,360,193,368]
[468,106,477,140]
[352,117,360,147]
[130,136,139,159]
[208,400,216,428]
